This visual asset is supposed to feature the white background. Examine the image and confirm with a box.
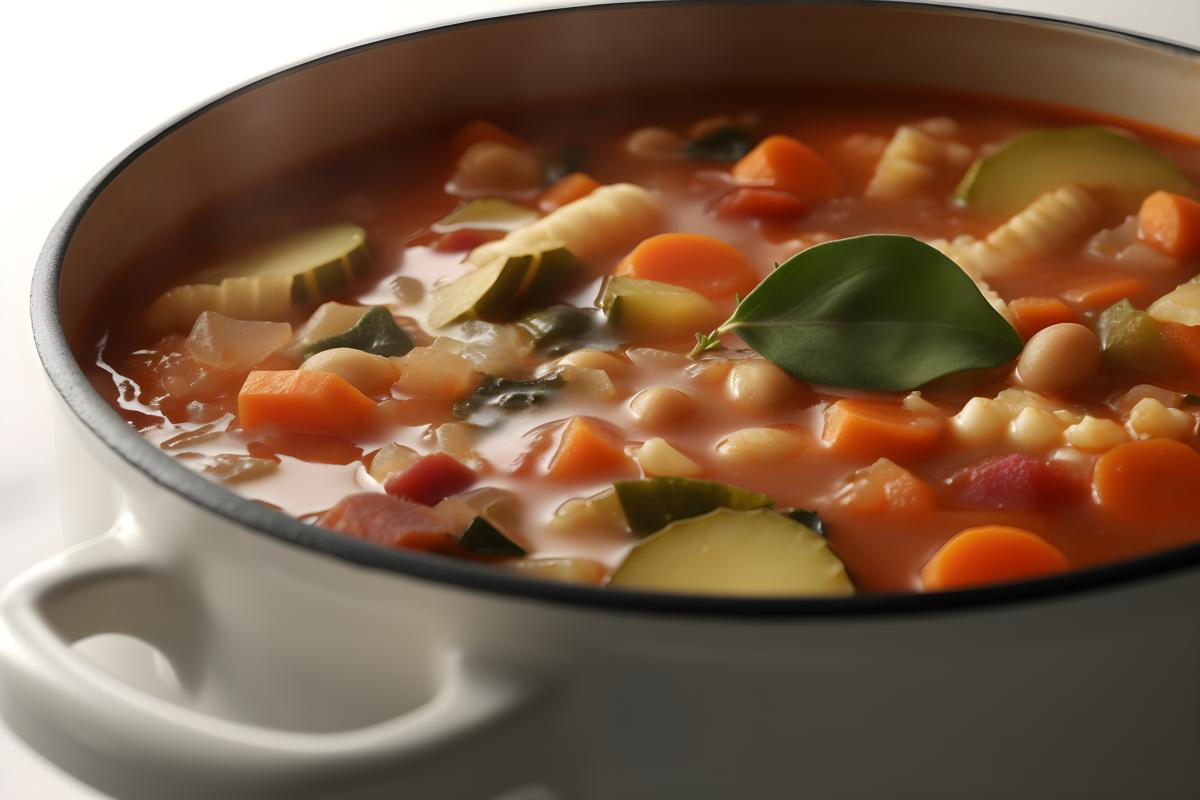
[1,1,1196,796]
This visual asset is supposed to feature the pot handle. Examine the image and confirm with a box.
[0,529,559,800]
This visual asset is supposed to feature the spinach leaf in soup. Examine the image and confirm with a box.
[454,373,566,425]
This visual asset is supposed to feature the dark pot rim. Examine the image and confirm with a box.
[30,0,1200,619]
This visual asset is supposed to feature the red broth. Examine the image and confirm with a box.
[77,88,1200,594]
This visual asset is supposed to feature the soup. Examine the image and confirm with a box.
[80,89,1200,596]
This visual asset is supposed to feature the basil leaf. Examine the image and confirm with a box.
[705,235,1021,391]
[685,127,756,162]
[459,517,526,557]
[305,306,413,358]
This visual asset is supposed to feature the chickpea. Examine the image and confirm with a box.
[725,359,802,414]
[629,387,695,429]
[300,347,399,396]
[1015,323,1101,396]
[557,349,627,377]
[625,127,685,159]
[714,427,802,465]
[451,141,541,195]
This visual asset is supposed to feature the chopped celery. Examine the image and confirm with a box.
[1098,299,1176,374]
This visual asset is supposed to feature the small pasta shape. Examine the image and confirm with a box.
[930,184,1104,279]
[865,126,945,199]
[468,183,661,266]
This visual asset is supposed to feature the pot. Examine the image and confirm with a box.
[5,3,1200,798]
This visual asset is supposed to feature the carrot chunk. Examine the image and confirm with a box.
[714,187,809,220]
[1138,190,1200,259]
[546,416,634,481]
[837,458,937,515]
[1062,277,1146,310]
[1008,296,1078,340]
[921,526,1069,591]
[539,172,601,212]
[731,135,843,206]
[238,370,377,437]
[1093,439,1200,530]
[822,399,943,462]
[449,118,525,156]
[613,233,758,299]
[1163,322,1200,371]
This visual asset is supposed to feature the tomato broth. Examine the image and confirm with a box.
[80,88,1200,595]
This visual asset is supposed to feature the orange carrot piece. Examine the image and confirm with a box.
[837,458,937,515]
[449,119,525,156]
[613,233,758,299]
[1163,322,1200,371]
[546,416,634,481]
[731,134,843,206]
[1093,439,1200,530]
[539,172,601,212]
[1008,296,1078,340]
[920,526,1069,591]
[1138,190,1200,259]
[239,370,377,437]
[1062,277,1146,310]
[822,399,943,463]
[714,187,809,220]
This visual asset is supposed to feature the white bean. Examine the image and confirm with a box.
[628,387,695,429]
[725,359,802,414]
[714,427,802,465]
[300,347,399,396]
[1015,323,1101,396]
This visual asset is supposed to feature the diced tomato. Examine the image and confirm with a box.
[384,452,477,506]
[433,229,503,253]
[714,187,809,220]
[947,454,1083,510]
[316,493,461,554]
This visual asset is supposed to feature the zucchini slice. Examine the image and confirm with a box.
[610,508,854,596]
[192,223,372,304]
[148,224,371,333]
[601,276,718,337]
[955,127,1195,217]
[432,199,539,233]
[429,243,582,328]
[614,477,773,536]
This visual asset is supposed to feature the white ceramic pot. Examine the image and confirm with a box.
[5,3,1200,798]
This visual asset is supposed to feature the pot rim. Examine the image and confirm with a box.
[31,0,1200,619]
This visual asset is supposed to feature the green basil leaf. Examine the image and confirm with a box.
[459,516,526,557]
[710,234,1021,390]
[305,306,413,358]
[685,127,756,162]
[517,305,613,356]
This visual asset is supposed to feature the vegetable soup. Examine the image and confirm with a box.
[79,89,1200,596]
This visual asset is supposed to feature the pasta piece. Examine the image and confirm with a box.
[865,119,969,199]
[146,275,293,334]
[468,183,661,266]
[930,184,1104,279]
